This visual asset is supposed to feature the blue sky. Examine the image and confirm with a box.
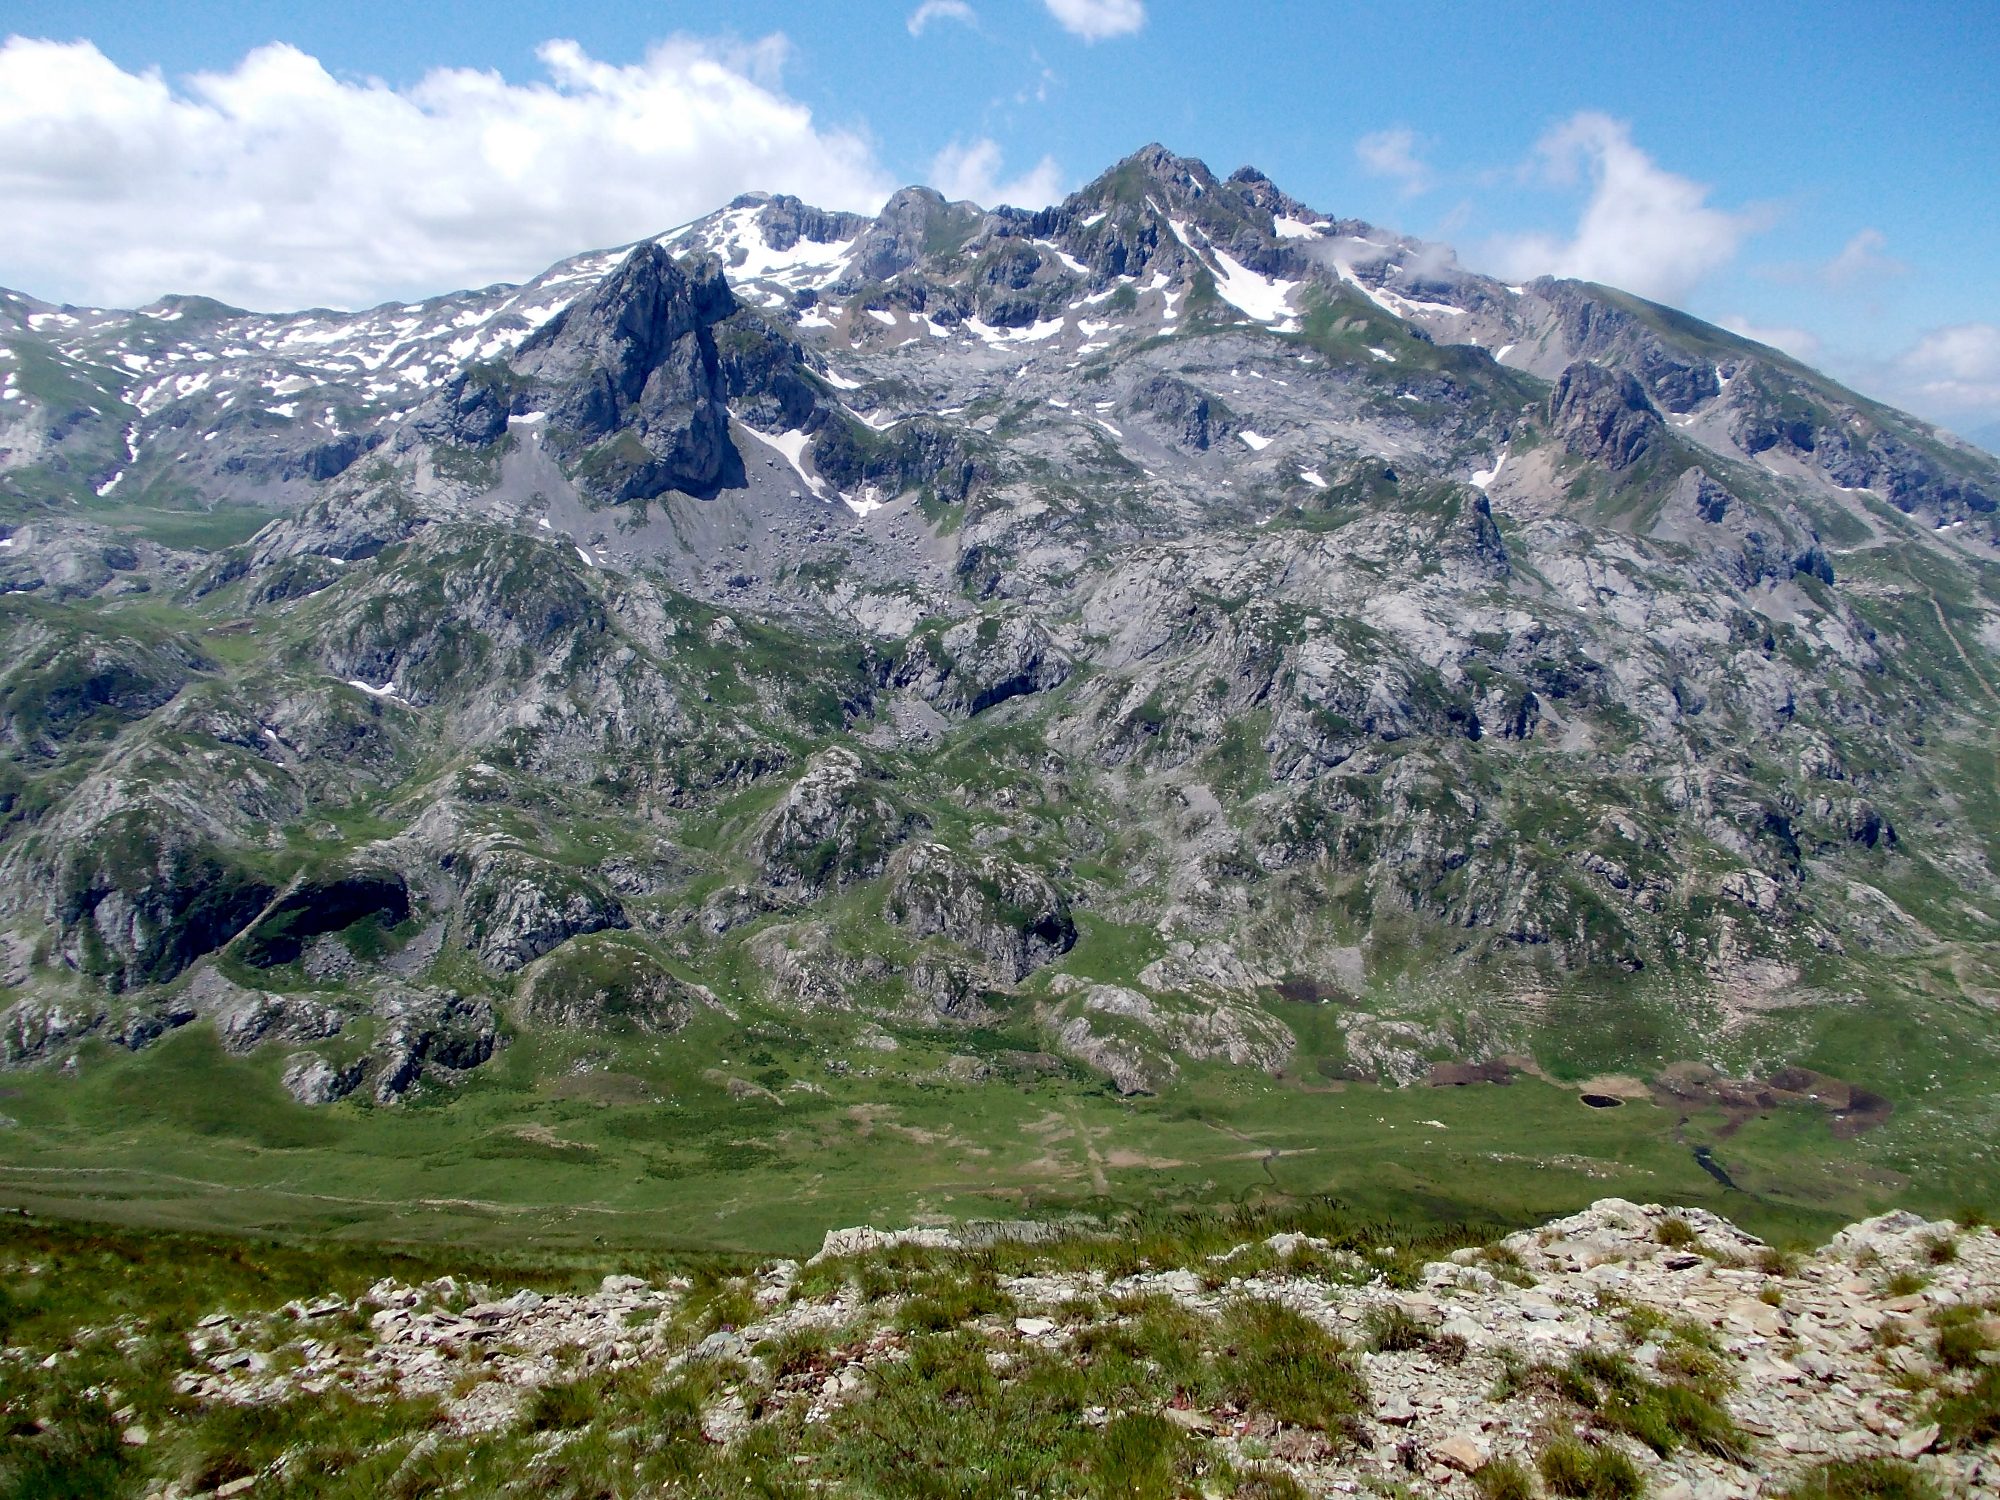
[3,0,1997,434]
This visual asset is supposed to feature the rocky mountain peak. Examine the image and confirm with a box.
[852,185,976,282]
[519,241,735,375]
[1096,141,1223,204]
[410,241,743,501]
[2,144,1999,1241]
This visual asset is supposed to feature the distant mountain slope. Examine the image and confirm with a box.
[0,146,1995,1217]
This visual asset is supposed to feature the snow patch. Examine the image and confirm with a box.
[1239,430,1271,452]
[1471,449,1508,490]
[740,422,826,498]
[1300,469,1326,488]
[1209,249,1298,324]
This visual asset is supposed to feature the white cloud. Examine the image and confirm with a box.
[1354,127,1431,197]
[1821,227,1907,287]
[1720,316,1822,362]
[1895,323,2000,412]
[1485,112,1755,303]
[929,137,1065,209]
[1042,0,1146,42]
[907,1,977,37]
[0,34,895,312]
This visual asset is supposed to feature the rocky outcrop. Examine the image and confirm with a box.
[233,866,410,968]
[807,416,985,508]
[755,749,920,892]
[1549,361,1663,471]
[1536,279,1723,413]
[894,614,1071,718]
[414,242,740,502]
[165,1199,1993,1497]
[1653,467,1836,587]
[280,1050,369,1105]
[850,186,974,283]
[1130,375,1239,452]
[370,987,498,1102]
[1043,977,1294,1095]
[38,807,276,991]
[518,934,702,1034]
[0,993,196,1064]
[457,847,628,974]
[0,629,198,759]
[882,841,1076,982]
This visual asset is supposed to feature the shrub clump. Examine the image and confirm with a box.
[1538,1436,1645,1499]
[1218,1299,1369,1436]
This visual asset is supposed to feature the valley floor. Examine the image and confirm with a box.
[0,997,1983,1256]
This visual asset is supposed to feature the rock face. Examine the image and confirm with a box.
[895,615,1072,717]
[281,1051,367,1105]
[40,813,277,991]
[370,988,497,1102]
[1131,374,1239,452]
[1549,361,1662,471]
[419,242,741,501]
[161,1199,2000,1499]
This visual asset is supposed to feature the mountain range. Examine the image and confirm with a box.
[1,144,1996,1236]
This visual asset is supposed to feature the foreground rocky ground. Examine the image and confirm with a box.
[12,1199,1987,1498]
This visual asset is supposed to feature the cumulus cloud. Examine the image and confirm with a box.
[1042,0,1146,42]
[1720,316,1823,362]
[929,137,1065,209]
[1821,228,1907,287]
[907,1,977,37]
[1895,323,2000,412]
[1485,112,1756,303]
[0,34,896,312]
[1355,127,1431,196]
